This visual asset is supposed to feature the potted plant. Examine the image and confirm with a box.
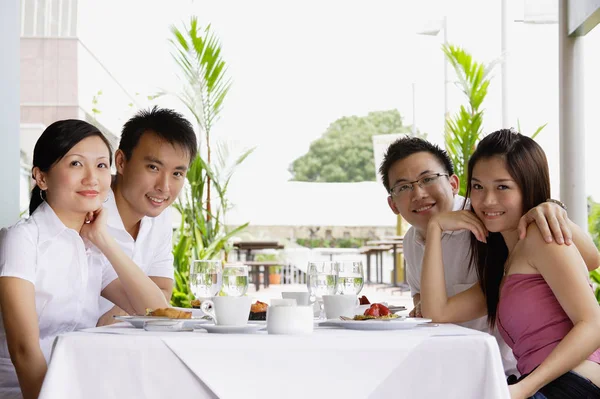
[269,266,282,285]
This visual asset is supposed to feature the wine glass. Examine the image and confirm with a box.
[221,263,249,297]
[307,261,338,318]
[189,260,223,299]
[337,261,364,295]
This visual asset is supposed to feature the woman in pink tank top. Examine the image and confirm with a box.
[420,129,600,399]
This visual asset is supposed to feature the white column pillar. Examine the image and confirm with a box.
[501,0,510,128]
[559,0,587,229]
[412,82,417,137]
[0,0,21,228]
[443,16,449,127]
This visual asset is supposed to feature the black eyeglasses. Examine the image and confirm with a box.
[389,173,449,197]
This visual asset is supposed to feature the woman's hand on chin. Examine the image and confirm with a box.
[80,206,109,247]
[429,211,488,243]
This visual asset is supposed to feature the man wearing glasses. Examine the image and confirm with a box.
[379,136,600,376]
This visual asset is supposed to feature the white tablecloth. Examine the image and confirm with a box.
[39,323,509,399]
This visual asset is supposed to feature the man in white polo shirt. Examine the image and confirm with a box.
[379,136,600,376]
[97,107,197,325]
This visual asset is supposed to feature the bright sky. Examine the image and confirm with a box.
[77,0,600,205]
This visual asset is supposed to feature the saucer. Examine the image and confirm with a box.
[196,323,265,334]
[115,315,209,329]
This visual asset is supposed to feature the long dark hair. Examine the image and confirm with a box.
[465,129,550,328]
[30,120,113,215]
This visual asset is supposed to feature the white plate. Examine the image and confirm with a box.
[248,320,267,325]
[114,315,209,329]
[196,323,265,334]
[249,319,321,326]
[325,317,432,331]
[143,320,193,332]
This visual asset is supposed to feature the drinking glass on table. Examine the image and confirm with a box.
[222,263,249,297]
[307,261,338,318]
[189,260,223,299]
[337,261,364,295]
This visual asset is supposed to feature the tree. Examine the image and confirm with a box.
[289,110,422,182]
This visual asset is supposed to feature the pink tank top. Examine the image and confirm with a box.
[497,273,600,375]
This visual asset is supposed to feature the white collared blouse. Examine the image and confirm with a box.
[0,202,117,378]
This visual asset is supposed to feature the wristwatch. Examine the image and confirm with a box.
[546,198,567,211]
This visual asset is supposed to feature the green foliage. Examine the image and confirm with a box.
[516,119,548,140]
[589,198,600,249]
[171,158,249,307]
[289,110,423,182]
[590,270,600,303]
[296,237,367,248]
[443,44,498,196]
[167,17,251,307]
[587,197,600,303]
[255,253,281,273]
[169,17,231,147]
[91,90,103,121]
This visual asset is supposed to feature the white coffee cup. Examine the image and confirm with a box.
[322,295,359,320]
[281,291,310,306]
[271,298,297,307]
[267,306,314,335]
[200,296,252,326]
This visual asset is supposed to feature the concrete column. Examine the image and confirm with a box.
[0,0,21,228]
[501,0,510,128]
[559,0,587,229]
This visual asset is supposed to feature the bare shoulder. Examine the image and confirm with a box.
[521,223,548,250]
[520,222,585,273]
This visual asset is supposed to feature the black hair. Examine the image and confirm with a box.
[30,120,113,214]
[465,129,550,328]
[378,136,454,192]
[118,106,197,163]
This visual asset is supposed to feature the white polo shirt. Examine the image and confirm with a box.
[404,194,518,375]
[98,189,175,315]
[0,202,117,394]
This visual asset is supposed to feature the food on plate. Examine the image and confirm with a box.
[352,303,399,320]
[358,295,370,305]
[249,301,268,320]
[191,299,201,308]
[146,308,192,319]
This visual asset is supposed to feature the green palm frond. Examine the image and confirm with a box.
[170,18,231,141]
[167,17,254,307]
[442,44,496,196]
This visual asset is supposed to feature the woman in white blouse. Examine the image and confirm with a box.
[0,120,169,399]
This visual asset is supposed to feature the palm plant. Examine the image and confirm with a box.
[170,17,231,221]
[443,44,499,196]
[166,17,252,307]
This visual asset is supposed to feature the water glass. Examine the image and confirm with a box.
[307,261,338,300]
[222,263,249,297]
[337,261,364,295]
[189,260,223,299]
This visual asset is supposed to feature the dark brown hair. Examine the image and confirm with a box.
[30,120,112,215]
[465,129,550,328]
[119,106,197,164]
[379,136,454,192]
